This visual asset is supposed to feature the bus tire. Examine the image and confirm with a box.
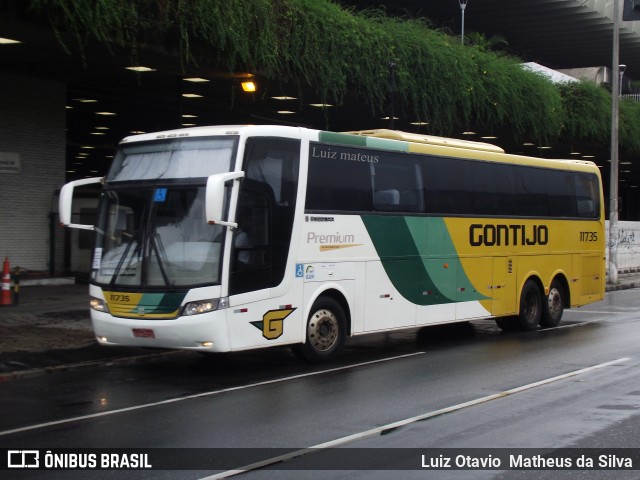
[517,279,542,331]
[540,279,564,328]
[293,297,346,363]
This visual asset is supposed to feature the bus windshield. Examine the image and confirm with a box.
[92,185,225,288]
[90,135,237,288]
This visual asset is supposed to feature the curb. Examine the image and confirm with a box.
[20,277,76,287]
[0,350,185,382]
[605,281,640,292]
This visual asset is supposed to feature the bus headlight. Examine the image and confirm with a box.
[90,297,110,313]
[182,297,228,316]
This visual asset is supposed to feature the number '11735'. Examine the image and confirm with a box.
[580,231,598,242]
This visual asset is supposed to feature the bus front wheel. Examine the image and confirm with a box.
[516,280,542,331]
[293,297,346,363]
[540,279,564,328]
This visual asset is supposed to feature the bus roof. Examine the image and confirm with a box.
[117,125,598,176]
[118,125,307,145]
[343,129,505,154]
[337,129,600,175]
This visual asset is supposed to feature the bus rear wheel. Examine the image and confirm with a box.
[540,279,564,328]
[516,279,542,331]
[293,297,346,363]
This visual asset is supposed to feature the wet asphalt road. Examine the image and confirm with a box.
[2,288,640,479]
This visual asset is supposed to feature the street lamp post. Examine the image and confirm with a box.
[459,0,469,45]
[609,1,621,285]
[388,62,396,130]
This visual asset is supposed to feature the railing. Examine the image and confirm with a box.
[621,94,640,102]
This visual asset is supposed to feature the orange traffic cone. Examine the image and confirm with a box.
[1,257,11,306]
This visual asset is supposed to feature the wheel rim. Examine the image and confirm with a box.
[547,287,562,319]
[308,308,339,352]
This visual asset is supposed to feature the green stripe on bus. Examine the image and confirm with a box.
[319,131,410,152]
[319,131,368,146]
[361,216,487,305]
[405,217,488,303]
[137,292,186,314]
[366,137,409,152]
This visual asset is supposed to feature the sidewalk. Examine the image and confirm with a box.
[0,283,172,379]
[1,275,639,379]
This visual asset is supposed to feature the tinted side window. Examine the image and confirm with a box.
[373,158,424,213]
[244,137,300,207]
[515,167,550,217]
[423,157,473,214]
[305,144,599,219]
[575,173,600,218]
[545,170,577,218]
[306,145,372,212]
[469,162,517,216]
[423,157,518,215]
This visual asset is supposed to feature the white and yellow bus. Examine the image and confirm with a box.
[60,125,605,362]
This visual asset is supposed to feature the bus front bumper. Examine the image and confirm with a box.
[90,310,231,352]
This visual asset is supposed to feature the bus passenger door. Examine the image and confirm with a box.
[491,257,516,316]
[229,136,301,297]
[227,136,303,350]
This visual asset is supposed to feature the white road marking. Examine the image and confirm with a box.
[544,319,601,330]
[200,357,631,479]
[0,352,425,437]
[565,310,628,315]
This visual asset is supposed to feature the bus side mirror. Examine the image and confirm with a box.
[59,177,103,230]
[205,171,245,227]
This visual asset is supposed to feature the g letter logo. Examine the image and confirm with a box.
[251,308,296,340]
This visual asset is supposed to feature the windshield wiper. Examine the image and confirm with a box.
[148,233,172,288]
[109,238,139,286]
